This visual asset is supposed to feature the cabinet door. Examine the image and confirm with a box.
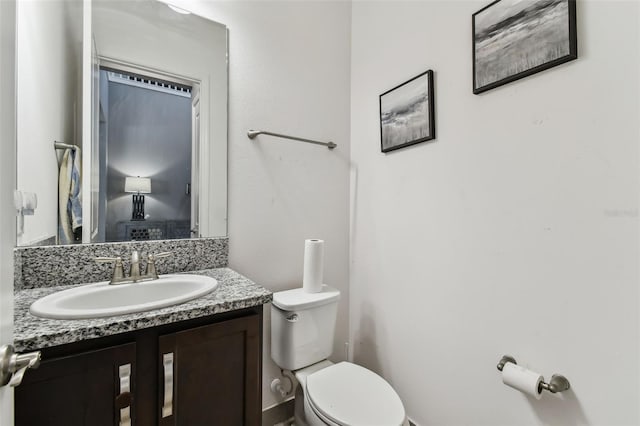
[158,314,261,426]
[15,342,136,426]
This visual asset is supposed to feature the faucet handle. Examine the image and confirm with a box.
[94,256,122,263]
[150,251,172,260]
[145,251,173,279]
[94,256,125,283]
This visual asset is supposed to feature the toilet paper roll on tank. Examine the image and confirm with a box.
[302,239,324,293]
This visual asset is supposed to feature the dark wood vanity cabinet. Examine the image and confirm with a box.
[15,342,137,426]
[15,307,263,426]
[158,314,261,426]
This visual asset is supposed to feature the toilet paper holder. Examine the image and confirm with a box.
[497,355,570,394]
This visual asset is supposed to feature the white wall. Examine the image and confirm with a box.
[16,0,81,246]
[350,1,639,425]
[163,0,352,410]
[0,0,16,422]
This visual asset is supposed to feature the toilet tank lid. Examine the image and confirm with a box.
[272,285,340,311]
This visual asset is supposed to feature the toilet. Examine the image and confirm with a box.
[271,285,406,426]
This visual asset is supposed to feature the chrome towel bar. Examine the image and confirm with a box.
[497,355,570,394]
[247,129,336,150]
[54,141,77,150]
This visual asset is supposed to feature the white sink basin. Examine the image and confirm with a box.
[30,274,218,320]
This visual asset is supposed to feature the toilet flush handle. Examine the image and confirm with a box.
[285,313,299,322]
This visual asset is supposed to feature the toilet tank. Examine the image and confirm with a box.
[271,286,340,371]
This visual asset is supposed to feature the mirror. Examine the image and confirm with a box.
[15,0,228,246]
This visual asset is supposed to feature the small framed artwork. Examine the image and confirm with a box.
[380,70,435,153]
[472,0,577,94]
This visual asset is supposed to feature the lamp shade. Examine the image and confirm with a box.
[124,177,151,193]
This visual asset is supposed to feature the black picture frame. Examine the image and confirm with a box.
[472,0,577,94]
[380,70,435,153]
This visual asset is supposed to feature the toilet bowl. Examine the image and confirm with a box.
[271,286,407,426]
[295,360,406,426]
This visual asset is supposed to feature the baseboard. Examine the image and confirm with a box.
[262,398,415,426]
[262,398,295,426]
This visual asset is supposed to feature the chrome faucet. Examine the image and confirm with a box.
[129,250,142,282]
[95,251,173,285]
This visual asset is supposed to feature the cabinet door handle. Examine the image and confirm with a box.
[118,363,132,426]
[162,353,174,418]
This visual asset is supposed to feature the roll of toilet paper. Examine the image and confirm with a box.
[502,363,544,399]
[302,239,324,293]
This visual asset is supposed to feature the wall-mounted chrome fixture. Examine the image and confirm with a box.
[54,141,78,151]
[497,355,570,394]
[247,129,336,150]
[54,140,78,166]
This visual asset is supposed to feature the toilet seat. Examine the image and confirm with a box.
[305,362,405,426]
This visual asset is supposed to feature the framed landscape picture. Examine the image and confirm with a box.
[472,0,577,94]
[380,70,435,153]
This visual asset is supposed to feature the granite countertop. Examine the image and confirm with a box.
[14,268,272,352]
